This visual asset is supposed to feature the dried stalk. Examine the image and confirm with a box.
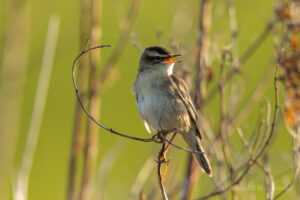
[78,0,102,199]
[237,128,275,200]
[194,0,211,107]
[157,142,169,200]
[13,15,60,200]
[157,133,174,200]
[68,0,92,198]
[183,1,211,199]
[0,1,29,199]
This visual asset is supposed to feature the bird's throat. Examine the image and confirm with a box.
[166,63,174,76]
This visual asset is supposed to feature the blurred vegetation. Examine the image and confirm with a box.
[0,0,299,199]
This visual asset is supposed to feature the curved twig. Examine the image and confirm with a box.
[72,45,154,142]
[72,45,205,154]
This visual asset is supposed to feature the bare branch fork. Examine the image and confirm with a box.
[72,44,206,155]
[196,53,281,200]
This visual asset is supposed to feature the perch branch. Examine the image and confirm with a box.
[157,133,176,200]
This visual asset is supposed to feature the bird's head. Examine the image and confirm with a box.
[138,46,181,75]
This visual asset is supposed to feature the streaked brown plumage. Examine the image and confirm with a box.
[133,46,212,176]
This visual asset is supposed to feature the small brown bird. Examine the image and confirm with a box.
[133,46,212,176]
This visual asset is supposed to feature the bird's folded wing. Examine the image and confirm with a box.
[170,74,202,139]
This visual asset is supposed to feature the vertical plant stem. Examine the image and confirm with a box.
[183,1,211,199]
[0,1,29,199]
[14,15,60,200]
[194,0,211,108]
[79,0,102,199]
[68,0,92,198]
[157,142,169,200]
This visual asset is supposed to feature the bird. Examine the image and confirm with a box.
[132,46,212,176]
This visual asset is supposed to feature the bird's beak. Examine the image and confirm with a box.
[163,54,181,63]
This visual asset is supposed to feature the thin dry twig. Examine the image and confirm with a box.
[196,57,280,200]
[157,133,176,200]
[194,0,211,108]
[237,128,275,200]
[157,142,169,200]
[205,19,277,103]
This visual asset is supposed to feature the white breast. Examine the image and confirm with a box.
[133,67,187,133]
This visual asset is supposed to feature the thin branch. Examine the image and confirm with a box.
[196,58,280,200]
[72,45,152,143]
[157,133,176,200]
[237,128,275,200]
[205,19,277,103]
[157,142,169,200]
[194,0,211,107]
[159,133,204,154]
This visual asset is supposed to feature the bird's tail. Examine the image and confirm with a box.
[181,129,212,177]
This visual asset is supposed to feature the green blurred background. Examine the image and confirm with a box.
[1,0,297,199]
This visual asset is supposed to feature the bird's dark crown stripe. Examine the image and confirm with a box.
[146,46,171,55]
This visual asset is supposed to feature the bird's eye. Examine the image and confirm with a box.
[146,55,162,63]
